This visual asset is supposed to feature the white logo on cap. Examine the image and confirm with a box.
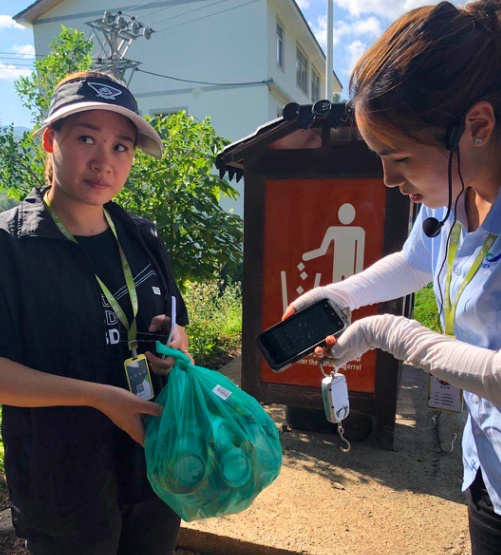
[87,82,123,101]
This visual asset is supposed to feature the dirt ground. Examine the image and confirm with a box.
[180,362,471,555]
[0,362,471,555]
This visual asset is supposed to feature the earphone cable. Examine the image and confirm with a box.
[435,147,466,332]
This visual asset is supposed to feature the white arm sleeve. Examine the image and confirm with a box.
[291,252,432,312]
[331,314,501,406]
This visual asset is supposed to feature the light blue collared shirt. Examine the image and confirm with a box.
[403,188,501,514]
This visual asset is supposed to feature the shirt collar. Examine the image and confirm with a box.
[16,187,61,239]
[481,186,501,235]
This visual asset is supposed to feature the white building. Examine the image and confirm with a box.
[14,0,342,215]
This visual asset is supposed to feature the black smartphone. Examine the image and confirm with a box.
[256,299,349,372]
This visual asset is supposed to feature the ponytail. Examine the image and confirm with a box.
[350,0,501,145]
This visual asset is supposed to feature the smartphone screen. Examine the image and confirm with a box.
[256,299,348,371]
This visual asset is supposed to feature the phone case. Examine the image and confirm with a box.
[256,299,349,373]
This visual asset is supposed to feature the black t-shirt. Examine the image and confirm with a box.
[75,218,170,504]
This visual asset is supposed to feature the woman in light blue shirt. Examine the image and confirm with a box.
[286,1,501,553]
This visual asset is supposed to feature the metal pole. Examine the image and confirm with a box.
[325,0,334,101]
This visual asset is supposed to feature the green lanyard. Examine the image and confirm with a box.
[444,222,497,336]
[44,193,139,355]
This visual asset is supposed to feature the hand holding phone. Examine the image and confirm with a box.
[256,299,349,372]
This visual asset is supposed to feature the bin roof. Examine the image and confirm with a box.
[216,100,362,182]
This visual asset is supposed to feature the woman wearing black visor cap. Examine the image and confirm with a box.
[0,70,189,554]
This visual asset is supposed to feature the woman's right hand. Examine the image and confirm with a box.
[284,284,351,318]
[0,358,162,446]
[94,385,163,446]
[283,287,349,359]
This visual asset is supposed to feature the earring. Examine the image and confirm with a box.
[474,138,483,146]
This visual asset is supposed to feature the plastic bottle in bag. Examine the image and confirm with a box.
[211,417,251,488]
[170,426,207,492]
[244,417,281,486]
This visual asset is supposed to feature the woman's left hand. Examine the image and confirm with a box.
[144,315,193,375]
[329,314,501,408]
[326,314,440,369]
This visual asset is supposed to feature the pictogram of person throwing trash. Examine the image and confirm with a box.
[302,203,365,282]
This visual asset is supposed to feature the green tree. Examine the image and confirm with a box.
[119,112,242,283]
[0,124,45,198]
[15,26,93,127]
[0,190,18,211]
[0,27,93,198]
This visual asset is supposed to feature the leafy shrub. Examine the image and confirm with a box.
[183,279,242,368]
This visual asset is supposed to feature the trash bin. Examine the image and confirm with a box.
[216,101,412,450]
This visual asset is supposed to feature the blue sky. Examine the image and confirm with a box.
[1,0,464,128]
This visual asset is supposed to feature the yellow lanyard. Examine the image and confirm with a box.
[444,222,496,336]
[44,193,139,354]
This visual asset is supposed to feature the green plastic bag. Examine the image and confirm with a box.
[144,344,282,521]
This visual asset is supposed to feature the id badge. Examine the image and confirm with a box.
[427,374,463,414]
[124,354,154,401]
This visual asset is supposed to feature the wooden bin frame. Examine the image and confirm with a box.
[240,144,411,450]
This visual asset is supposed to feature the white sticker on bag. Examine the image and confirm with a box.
[212,384,232,400]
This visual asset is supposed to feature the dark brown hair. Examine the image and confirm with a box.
[44,70,132,184]
[350,0,501,146]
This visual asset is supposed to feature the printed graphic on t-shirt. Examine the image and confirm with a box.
[75,223,166,387]
[103,264,160,347]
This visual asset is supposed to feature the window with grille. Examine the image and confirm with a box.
[296,45,308,94]
[311,67,320,102]
[276,19,284,69]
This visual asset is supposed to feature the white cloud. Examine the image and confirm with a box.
[333,0,464,20]
[0,44,35,80]
[13,44,36,58]
[345,39,366,76]
[310,14,382,49]
[0,63,32,81]
[351,16,383,36]
[0,15,25,30]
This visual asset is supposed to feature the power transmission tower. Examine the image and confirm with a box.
[86,11,154,85]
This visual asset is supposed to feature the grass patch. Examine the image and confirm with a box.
[412,283,441,332]
[183,279,242,368]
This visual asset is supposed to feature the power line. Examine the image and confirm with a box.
[0,62,36,68]
[152,0,231,26]
[0,66,34,71]
[123,0,164,15]
[136,3,176,20]
[136,67,270,88]
[0,61,35,67]
[154,0,259,33]
[0,50,41,58]
[0,57,37,63]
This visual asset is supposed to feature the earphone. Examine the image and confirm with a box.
[421,118,465,237]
